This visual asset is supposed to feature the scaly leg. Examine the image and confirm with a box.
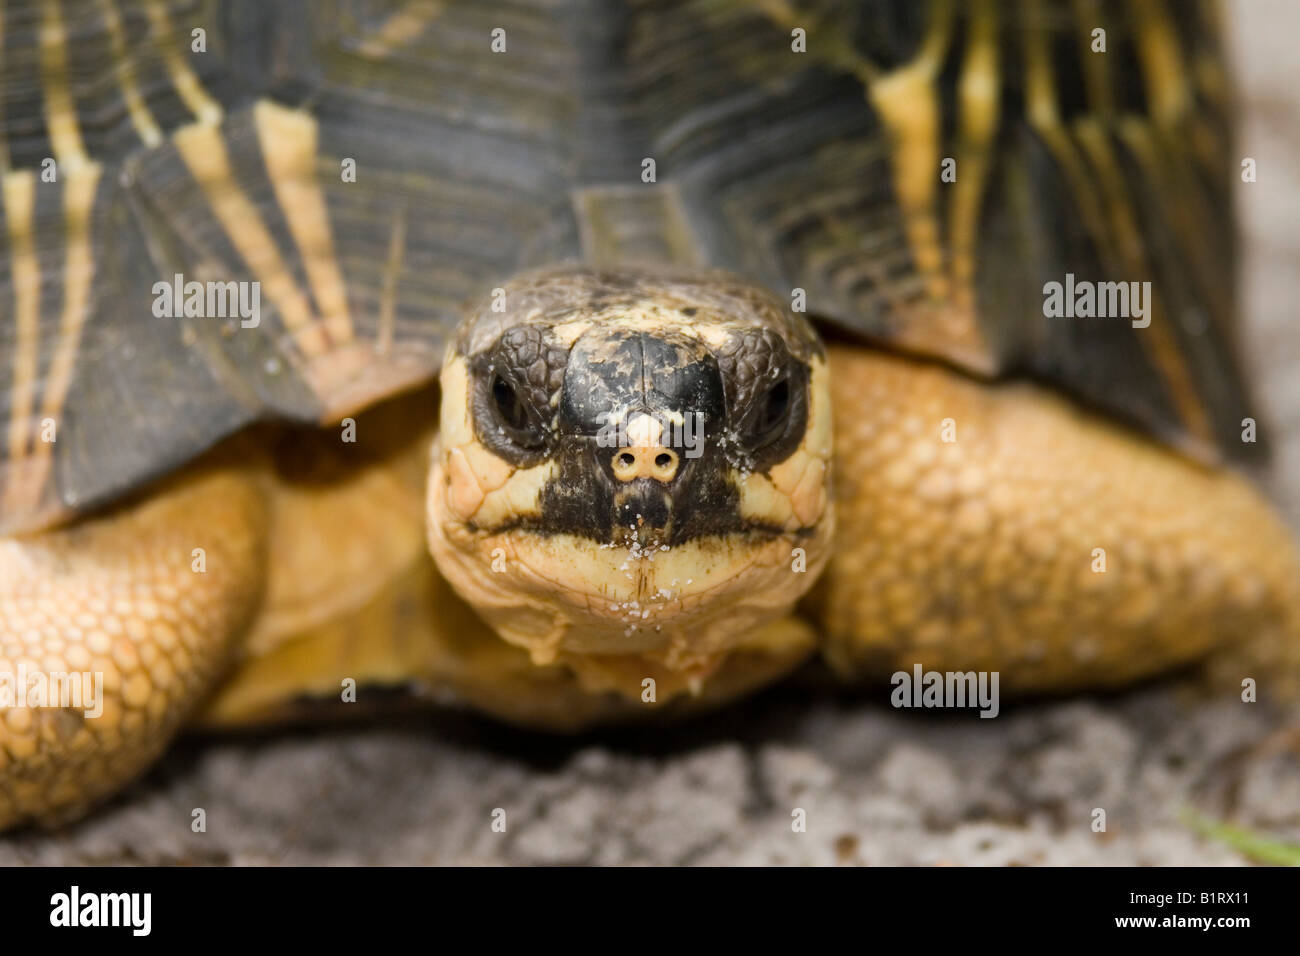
[816,345,1300,695]
[0,459,268,828]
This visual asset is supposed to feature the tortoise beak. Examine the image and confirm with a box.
[612,479,674,549]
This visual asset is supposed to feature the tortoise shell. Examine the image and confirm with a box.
[0,0,1254,535]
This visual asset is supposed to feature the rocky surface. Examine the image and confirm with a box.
[2,682,1297,866]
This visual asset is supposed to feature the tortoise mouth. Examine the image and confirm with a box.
[425,501,828,662]
[612,481,674,549]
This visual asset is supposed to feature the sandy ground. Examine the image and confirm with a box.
[2,683,1297,866]
[3,1,1300,865]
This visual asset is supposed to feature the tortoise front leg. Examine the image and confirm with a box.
[815,345,1300,696]
[0,462,268,829]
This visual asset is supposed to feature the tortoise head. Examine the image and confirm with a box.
[426,266,833,679]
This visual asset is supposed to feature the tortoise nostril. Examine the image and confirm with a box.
[611,447,679,483]
[651,449,680,482]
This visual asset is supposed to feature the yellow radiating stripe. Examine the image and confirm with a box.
[866,0,954,299]
[749,0,881,83]
[98,0,163,147]
[172,121,327,356]
[1193,0,1229,109]
[1021,0,1211,445]
[254,101,353,348]
[356,0,444,59]
[1133,0,1224,216]
[1020,0,1058,131]
[39,0,90,171]
[1072,0,1115,117]
[144,0,222,124]
[1074,121,1212,445]
[1128,0,1191,125]
[1117,119,1231,340]
[1019,0,1112,265]
[947,0,1000,311]
[378,207,407,355]
[3,172,41,513]
[25,164,103,509]
[753,0,988,363]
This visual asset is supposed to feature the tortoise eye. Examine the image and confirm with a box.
[714,327,811,471]
[485,371,546,451]
[755,379,790,441]
[470,326,566,465]
[492,375,529,432]
[731,362,809,471]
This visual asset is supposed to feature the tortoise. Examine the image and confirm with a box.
[0,0,1296,831]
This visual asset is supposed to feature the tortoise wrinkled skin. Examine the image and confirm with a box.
[427,267,834,697]
[0,0,1297,831]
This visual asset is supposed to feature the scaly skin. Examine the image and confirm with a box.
[0,460,268,829]
[816,345,1300,694]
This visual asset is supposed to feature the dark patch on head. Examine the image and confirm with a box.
[537,328,739,546]
[559,330,726,436]
[533,435,745,547]
[457,266,822,543]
